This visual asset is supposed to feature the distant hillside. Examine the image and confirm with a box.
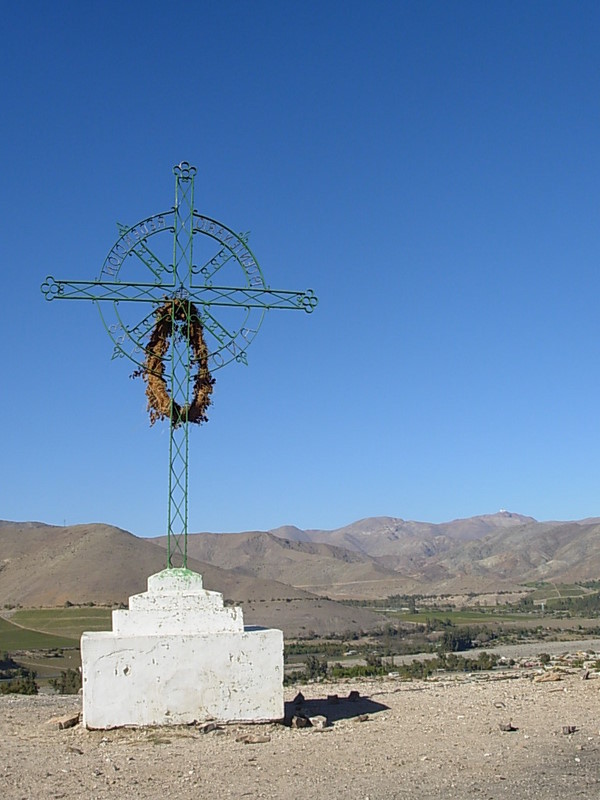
[176,511,600,597]
[271,511,536,555]
[432,519,600,588]
[3,511,600,609]
[0,521,383,636]
[152,530,420,599]
[272,512,600,594]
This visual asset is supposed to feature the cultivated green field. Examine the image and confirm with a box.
[527,584,590,601]
[11,607,112,639]
[0,608,113,685]
[385,609,530,625]
[0,616,76,651]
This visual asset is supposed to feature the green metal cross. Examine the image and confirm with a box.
[41,161,317,568]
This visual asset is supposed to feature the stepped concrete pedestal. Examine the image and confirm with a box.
[81,568,284,729]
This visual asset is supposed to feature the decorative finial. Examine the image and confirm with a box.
[173,161,197,179]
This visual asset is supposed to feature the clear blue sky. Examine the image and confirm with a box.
[1,1,599,535]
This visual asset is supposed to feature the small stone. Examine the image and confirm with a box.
[499,723,518,732]
[562,725,577,735]
[533,672,562,683]
[309,715,328,729]
[239,734,271,744]
[47,713,80,730]
[198,722,218,734]
[355,714,369,723]
[291,715,311,729]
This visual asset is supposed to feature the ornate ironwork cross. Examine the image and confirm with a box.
[41,161,317,568]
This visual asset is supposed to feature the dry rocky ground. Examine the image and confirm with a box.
[2,670,600,800]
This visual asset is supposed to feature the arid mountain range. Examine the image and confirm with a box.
[1,511,600,634]
[152,510,600,598]
[0,521,382,636]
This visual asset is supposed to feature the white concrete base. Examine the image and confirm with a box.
[81,569,283,728]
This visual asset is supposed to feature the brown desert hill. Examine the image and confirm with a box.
[434,511,537,539]
[433,518,600,587]
[0,521,297,606]
[227,511,598,595]
[151,530,420,599]
[4,511,600,617]
[369,517,600,595]
[0,521,384,637]
[270,511,536,557]
[267,524,313,543]
[147,511,600,598]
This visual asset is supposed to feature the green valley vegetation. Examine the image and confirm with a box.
[49,668,81,694]
[512,584,600,616]
[4,586,600,692]
[285,650,500,684]
[0,652,38,695]
[336,583,600,628]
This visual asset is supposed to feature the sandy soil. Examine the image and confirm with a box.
[2,672,600,800]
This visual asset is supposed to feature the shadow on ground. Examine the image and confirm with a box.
[284,691,389,724]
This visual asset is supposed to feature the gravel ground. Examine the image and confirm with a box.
[2,673,600,800]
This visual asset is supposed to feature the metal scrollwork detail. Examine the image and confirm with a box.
[301,290,318,313]
[41,277,61,300]
[173,161,197,180]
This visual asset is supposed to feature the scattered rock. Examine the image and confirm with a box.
[47,713,80,730]
[237,734,271,744]
[533,672,562,683]
[562,726,577,735]
[309,715,328,729]
[499,723,518,732]
[198,722,219,734]
[355,714,369,723]
[67,746,83,755]
[291,715,311,729]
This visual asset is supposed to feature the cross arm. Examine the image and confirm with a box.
[41,276,318,314]
[41,276,171,303]
[189,285,318,313]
